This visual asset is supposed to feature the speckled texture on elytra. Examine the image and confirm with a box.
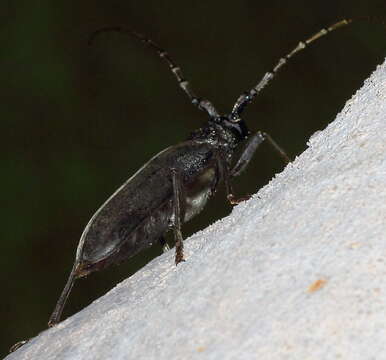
[7,60,386,360]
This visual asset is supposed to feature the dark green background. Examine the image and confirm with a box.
[1,0,385,356]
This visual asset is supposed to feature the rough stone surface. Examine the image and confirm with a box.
[6,60,386,360]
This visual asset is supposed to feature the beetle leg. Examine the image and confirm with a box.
[9,339,29,353]
[231,131,290,178]
[48,262,79,327]
[10,258,81,351]
[171,168,186,265]
[258,131,291,164]
[214,152,245,205]
[230,131,265,178]
[159,236,170,253]
[217,131,290,205]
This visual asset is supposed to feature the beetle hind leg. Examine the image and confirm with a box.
[171,168,186,265]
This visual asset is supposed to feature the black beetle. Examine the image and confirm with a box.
[46,19,359,327]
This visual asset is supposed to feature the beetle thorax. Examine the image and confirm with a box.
[189,116,249,155]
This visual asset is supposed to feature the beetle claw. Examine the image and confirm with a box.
[227,193,251,205]
[9,340,28,353]
[175,256,186,265]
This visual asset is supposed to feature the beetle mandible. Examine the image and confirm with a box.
[47,19,356,327]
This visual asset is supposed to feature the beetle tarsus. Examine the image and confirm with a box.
[9,339,28,353]
[259,131,291,164]
[175,246,185,265]
[227,193,252,205]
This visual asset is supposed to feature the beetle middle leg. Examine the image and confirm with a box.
[159,236,170,253]
[47,263,80,327]
[170,168,186,265]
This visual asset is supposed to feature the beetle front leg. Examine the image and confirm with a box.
[231,131,290,178]
[225,182,251,205]
[222,131,290,205]
[171,168,186,265]
[48,262,80,327]
[224,132,265,204]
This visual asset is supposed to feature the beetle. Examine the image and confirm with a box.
[11,17,371,352]
[45,19,360,328]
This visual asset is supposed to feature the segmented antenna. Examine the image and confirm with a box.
[230,17,383,120]
[89,27,220,119]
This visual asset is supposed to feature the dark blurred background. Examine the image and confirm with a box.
[1,0,385,356]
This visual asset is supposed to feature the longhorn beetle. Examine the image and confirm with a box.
[46,18,363,326]
[9,17,378,352]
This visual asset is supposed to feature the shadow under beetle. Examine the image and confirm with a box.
[10,17,371,352]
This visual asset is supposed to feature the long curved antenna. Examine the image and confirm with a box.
[230,17,382,120]
[89,27,219,119]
